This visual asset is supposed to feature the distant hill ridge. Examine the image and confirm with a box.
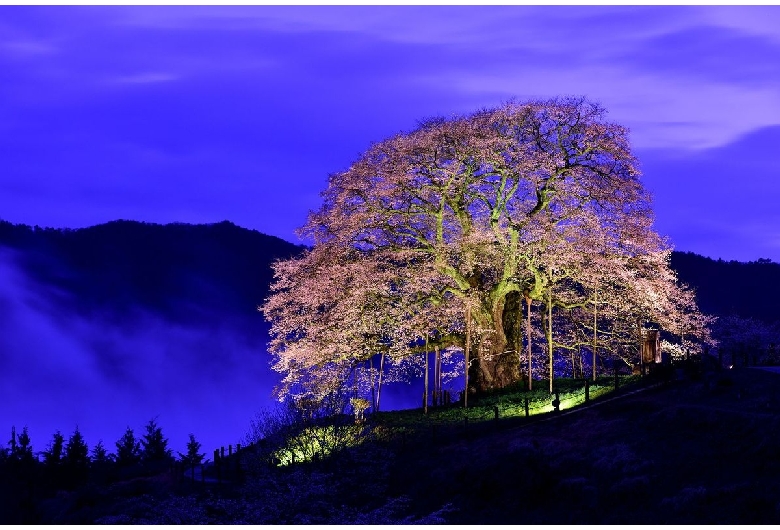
[1,219,778,325]
[0,219,306,330]
[670,251,780,324]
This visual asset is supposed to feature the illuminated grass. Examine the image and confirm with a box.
[273,423,368,466]
[272,375,644,466]
[372,375,644,432]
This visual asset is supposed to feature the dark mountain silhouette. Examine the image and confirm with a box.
[671,251,780,324]
[0,219,306,332]
[2,218,778,331]
[2,219,777,326]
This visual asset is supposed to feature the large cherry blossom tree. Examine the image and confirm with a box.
[262,97,712,401]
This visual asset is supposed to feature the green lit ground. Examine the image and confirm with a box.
[271,375,642,466]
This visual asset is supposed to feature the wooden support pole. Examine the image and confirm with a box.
[424,334,429,415]
[464,305,471,409]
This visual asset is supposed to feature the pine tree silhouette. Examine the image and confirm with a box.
[90,439,114,485]
[91,440,112,466]
[42,431,64,467]
[15,427,33,462]
[42,430,65,489]
[115,426,141,467]
[141,418,173,471]
[178,433,206,480]
[7,426,33,462]
[63,426,90,486]
[7,426,18,457]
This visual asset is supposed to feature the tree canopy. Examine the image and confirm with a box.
[262,97,712,403]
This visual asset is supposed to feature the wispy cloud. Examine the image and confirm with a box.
[109,72,179,84]
[701,6,780,44]
[639,125,780,260]
[1,39,57,57]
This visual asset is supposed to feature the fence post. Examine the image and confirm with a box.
[524,397,529,417]
[235,444,241,481]
[614,364,619,390]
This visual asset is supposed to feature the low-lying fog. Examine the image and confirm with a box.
[0,249,420,457]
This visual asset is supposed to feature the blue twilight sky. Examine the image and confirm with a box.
[2,4,780,262]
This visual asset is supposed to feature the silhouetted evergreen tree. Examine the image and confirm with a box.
[91,439,112,466]
[6,426,33,463]
[178,433,206,480]
[141,418,172,466]
[3,426,36,481]
[7,426,18,459]
[42,430,64,467]
[115,426,141,468]
[63,426,90,486]
[90,439,114,485]
[42,430,65,489]
[14,426,33,463]
[1,427,38,523]
[178,433,205,465]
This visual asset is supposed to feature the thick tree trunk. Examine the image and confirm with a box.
[470,296,521,393]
